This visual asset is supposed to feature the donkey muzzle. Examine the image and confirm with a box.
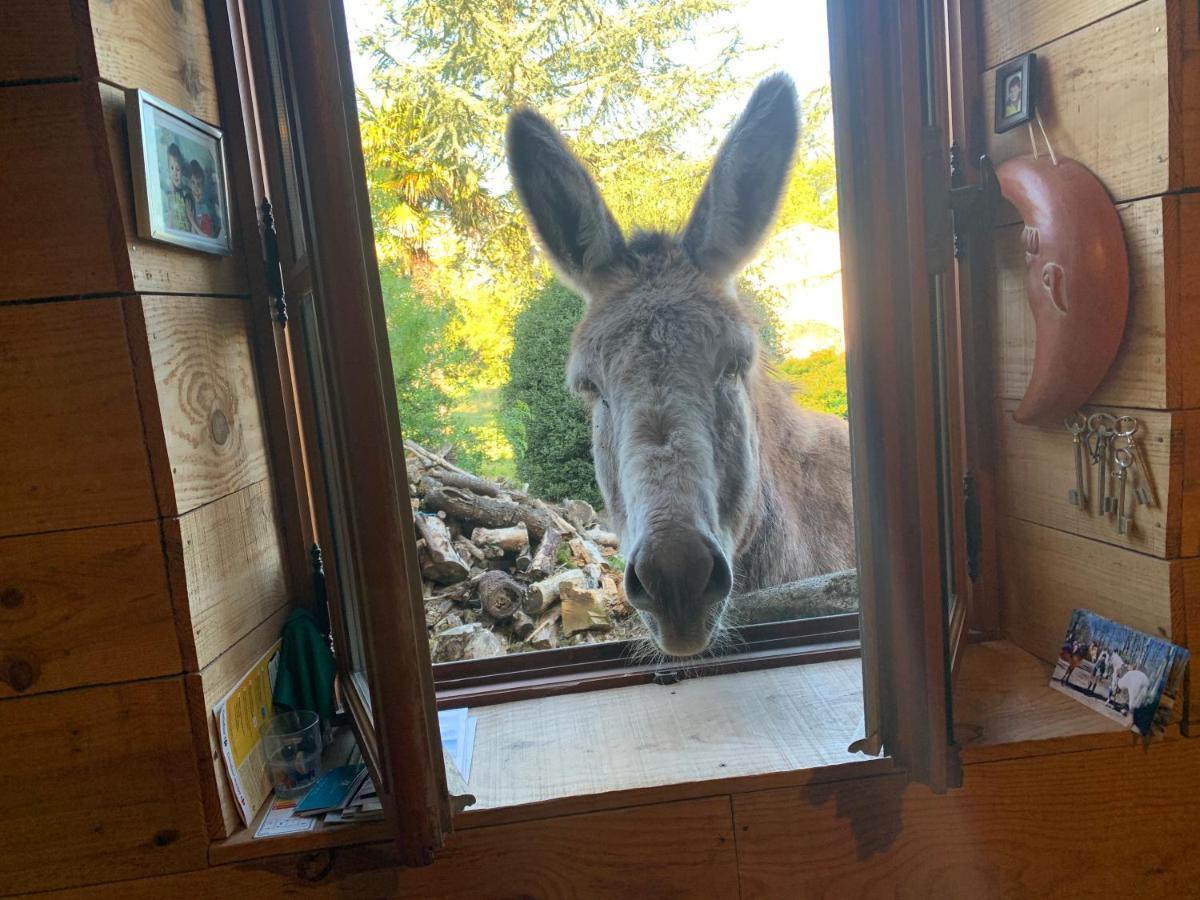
[625,528,733,656]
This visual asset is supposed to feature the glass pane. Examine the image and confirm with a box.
[344,0,860,665]
[260,0,307,264]
[296,290,371,703]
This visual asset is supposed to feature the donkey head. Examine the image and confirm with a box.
[507,74,799,656]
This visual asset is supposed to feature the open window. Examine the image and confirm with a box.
[210,0,988,862]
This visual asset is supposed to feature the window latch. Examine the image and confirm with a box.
[260,197,288,327]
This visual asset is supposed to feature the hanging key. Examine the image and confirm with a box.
[1064,413,1089,509]
[1115,416,1157,508]
[1113,445,1134,535]
[1089,413,1116,515]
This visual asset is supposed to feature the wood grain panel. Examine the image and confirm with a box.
[998,517,1177,666]
[0,83,122,302]
[99,83,247,297]
[164,479,288,671]
[733,740,1200,898]
[89,0,220,123]
[981,0,1135,68]
[185,604,290,839]
[0,522,178,699]
[995,399,1181,557]
[993,197,1171,410]
[130,295,269,516]
[983,2,1172,205]
[0,678,208,895]
[0,1,83,83]
[21,796,739,899]
[0,299,157,537]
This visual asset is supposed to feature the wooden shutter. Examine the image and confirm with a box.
[830,0,989,791]
[209,0,452,864]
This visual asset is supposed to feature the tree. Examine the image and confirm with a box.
[503,280,601,505]
[358,0,751,283]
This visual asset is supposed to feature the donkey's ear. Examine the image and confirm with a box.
[507,108,626,297]
[682,73,798,280]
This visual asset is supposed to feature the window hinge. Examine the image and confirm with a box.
[924,132,999,275]
[947,142,999,266]
[964,472,981,583]
[260,197,288,327]
[310,542,330,638]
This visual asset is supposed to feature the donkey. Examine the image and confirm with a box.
[507,74,854,657]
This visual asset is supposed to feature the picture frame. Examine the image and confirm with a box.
[993,53,1037,134]
[125,88,233,255]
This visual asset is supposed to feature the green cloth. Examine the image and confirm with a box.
[273,608,337,723]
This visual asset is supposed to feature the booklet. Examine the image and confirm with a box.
[294,763,369,817]
[213,642,281,827]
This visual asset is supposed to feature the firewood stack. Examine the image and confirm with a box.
[404,440,641,662]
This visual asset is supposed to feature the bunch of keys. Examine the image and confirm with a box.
[1063,411,1158,535]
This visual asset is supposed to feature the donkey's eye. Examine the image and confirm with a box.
[576,378,604,402]
[721,361,743,382]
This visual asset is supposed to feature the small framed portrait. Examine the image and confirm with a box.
[994,53,1037,134]
[126,88,233,255]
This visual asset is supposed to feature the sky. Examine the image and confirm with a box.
[341,0,843,350]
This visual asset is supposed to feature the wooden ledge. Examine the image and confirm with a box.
[954,639,1180,766]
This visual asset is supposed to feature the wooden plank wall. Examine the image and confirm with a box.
[0,1,292,893]
[980,1,1200,726]
[12,739,1200,898]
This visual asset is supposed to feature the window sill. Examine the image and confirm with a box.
[453,655,887,829]
[953,639,1183,766]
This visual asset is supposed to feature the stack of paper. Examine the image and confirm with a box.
[438,707,477,782]
[324,776,383,824]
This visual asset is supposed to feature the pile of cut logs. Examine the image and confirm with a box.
[405,441,644,662]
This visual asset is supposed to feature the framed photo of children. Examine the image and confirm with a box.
[126,88,232,255]
[993,53,1037,134]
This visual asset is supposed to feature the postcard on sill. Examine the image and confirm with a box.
[254,798,317,839]
[1050,609,1189,736]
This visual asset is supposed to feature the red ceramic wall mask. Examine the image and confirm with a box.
[996,156,1129,425]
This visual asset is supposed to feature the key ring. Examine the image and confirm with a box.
[1064,412,1087,435]
[1113,445,1134,470]
[1114,415,1138,438]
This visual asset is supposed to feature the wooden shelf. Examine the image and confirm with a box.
[953,639,1177,765]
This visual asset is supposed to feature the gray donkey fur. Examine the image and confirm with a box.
[507,73,854,656]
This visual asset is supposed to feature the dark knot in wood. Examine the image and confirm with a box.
[0,587,24,609]
[297,849,335,882]
[209,408,231,445]
[5,657,37,693]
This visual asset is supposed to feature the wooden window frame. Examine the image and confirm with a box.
[207,0,989,863]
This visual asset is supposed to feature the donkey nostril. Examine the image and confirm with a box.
[708,549,732,599]
[624,555,654,610]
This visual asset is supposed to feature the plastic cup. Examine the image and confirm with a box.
[263,710,323,799]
